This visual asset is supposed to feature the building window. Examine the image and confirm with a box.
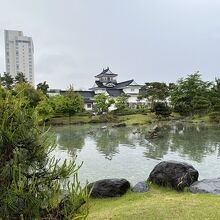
[131,88,135,92]
[87,104,92,108]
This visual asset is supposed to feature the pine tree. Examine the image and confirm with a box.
[0,87,89,219]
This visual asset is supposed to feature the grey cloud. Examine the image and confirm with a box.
[0,0,220,89]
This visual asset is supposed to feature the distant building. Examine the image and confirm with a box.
[47,67,146,111]
[4,30,34,85]
[89,67,145,108]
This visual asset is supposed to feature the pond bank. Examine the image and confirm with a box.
[48,113,157,126]
[88,185,220,220]
[47,113,218,126]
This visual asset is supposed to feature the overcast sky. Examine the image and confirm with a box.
[0,0,220,89]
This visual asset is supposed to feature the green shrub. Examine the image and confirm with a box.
[0,89,89,219]
[152,102,171,117]
[208,112,220,122]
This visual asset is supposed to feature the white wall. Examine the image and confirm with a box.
[94,89,109,96]
[84,103,93,111]
[123,86,141,94]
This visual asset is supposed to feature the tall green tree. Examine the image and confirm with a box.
[14,82,45,107]
[0,89,89,219]
[171,72,211,115]
[37,81,49,94]
[49,86,84,116]
[35,97,54,122]
[95,93,114,113]
[140,82,169,108]
[209,78,220,111]
[64,85,84,116]
[15,72,27,84]
[115,94,129,112]
[1,72,14,89]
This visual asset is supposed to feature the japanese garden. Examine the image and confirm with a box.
[1,71,220,219]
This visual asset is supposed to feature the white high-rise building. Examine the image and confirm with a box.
[4,30,34,85]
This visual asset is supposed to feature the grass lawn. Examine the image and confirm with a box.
[88,185,220,220]
[48,115,99,125]
[118,113,156,125]
[49,113,157,126]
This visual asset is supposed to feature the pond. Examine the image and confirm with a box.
[51,123,220,185]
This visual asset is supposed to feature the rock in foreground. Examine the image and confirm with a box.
[148,160,199,191]
[88,178,130,198]
[190,178,220,195]
[132,181,148,193]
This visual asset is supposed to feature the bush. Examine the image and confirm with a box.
[35,98,54,122]
[0,89,89,219]
[152,102,171,117]
[208,112,220,122]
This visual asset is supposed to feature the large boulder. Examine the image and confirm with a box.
[148,161,199,191]
[132,181,149,193]
[190,178,220,195]
[88,178,130,198]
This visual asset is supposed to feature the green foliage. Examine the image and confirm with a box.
[14,82,45,108]
[1,72,14,89]
[212,102,220,112]
[64,86,84,116]
[208,112,220,122]
[140,82,169,108]
[95,93,114,113]
[136,105,149,114]
[35,97,54,122]
[0,88,89,219]
[50,95,67,115]
[37,81,49,94]
[50,86,84,116]
[14,72,27,84]
[192,96,211,114]
[152,102,171,117]
[171,72,211,115]
[115,95,129,111]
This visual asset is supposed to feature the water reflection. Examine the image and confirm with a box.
[94,127,137,159]
[55,125,87,157]
[52,123,220,163]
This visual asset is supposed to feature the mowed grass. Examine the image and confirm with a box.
[88,185,220,220]
[49,113,157,126]
[49,115,98,125]
[119,113,156,125]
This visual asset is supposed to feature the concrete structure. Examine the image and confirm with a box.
[4,30,34,85]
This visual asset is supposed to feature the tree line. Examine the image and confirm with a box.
[1,71,220,121]
[0,72,85,122]
[140,72,220,120]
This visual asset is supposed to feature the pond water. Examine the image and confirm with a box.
[51,123,220,185]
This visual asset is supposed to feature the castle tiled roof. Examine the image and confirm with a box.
[93,79,135,89]
[75,91,95,103]
[95,67,118,78]
[107,89,124,97]
[76,91,95,98]
[113,80,134,89]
